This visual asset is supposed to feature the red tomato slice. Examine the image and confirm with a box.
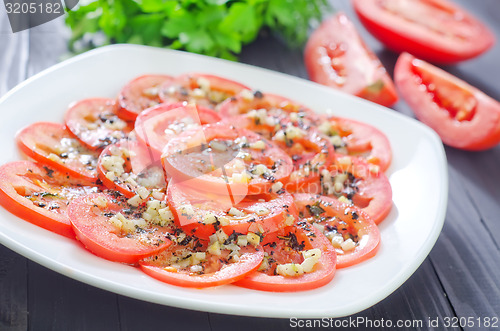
[218,91,320,125]
[167,180,296,239]
[317,115,392,172]
[294,194,380,268]
[97,137,166,198]
[64,98,133,150]
[16,122,100,183]
[0,161,100,238]
[161,123,293,196]
[118,74,174,120]
[394,52,500,150]
[304,12,398,107]
[67,193,172,263]
[353,0,495,63]
[234,224,336,292]
[140,230,264,288]
[158,73,250,112]
[135,103,221,156]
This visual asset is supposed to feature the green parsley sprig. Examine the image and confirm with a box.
[65,0,330,60]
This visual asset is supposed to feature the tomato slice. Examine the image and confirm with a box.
[97,136,166,198]
[293,194,380,268]
[304,12,398,107]
[118,74,174,120]
[234,224,336,292]
[67,193,173,263]
[64,98,134,150]
[135,103,221,156]
[394,52,500,150]
[16,122,100,183]
[158,73,250,112]
[353,0,495,63]
[167,180,296,239]
[0,161,100,238]
[218,91,320,125]
[317,115,392,172]
[161,123,294,196]
[140,228,264,288]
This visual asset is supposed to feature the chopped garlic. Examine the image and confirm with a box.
[341,238,356,251]
[271,181,283,193]
[228,207,245,217]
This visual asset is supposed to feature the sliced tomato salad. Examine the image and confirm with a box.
[140,228,264,288]
[294,194,380,268]
[317,115,392,171]
[16,122,100,183]
[395,52,500,150]
[234,224,337,292]
[118,74,174,120]
[304,12,398,107]
[162,123,294,196]
[64,97,133,150]
[158,73,249,112]
[68,192,173,263]
[135,103,221,156]
[0,161,100,238]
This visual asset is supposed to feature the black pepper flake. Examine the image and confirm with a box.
[43,166,54,178]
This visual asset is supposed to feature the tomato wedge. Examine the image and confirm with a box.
[304,12,398,107]
[64,98,133,150]
[162,123,294,196]
[97,137,166,198]
[395,52,500,150]
[16,122,100,183]
[167,180,296,239]
[294,194,380,268]
[0,161,100,238]
[67,193,173,263]
[352,0,495,63]
[158,73,249,112]
[317,115,392,171]
[118,74,174,120]
[234,224,336,292]
[140,228,264,288]
[135,103,221,156]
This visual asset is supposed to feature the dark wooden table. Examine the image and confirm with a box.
[1,1,499,330]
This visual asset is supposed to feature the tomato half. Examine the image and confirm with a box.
[317,115,392,172]
[0,161,100,238]
[162,123,294,196]
[97,137,166,198]
[135,103,221,156]
[304,12,398,107]
[352,0,495,63]
[294,194,380,268]
[67,193,172,263]
[167,180,296,239]
[16,122,100,183]
[140,229,264,288]
[64,98,134,150]
[158,73,250,112]
[234,224,336,292]
[395,52,500,150]
[118,74,174,120]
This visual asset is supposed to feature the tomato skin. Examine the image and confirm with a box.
[293,194,380,268]
[135,103,222,156]
[67,193,172,264]
[16,122,100,183]
[0,161,100,238]
[304,12,398,107]
[394,52,500,150]
[234,225,337,292]
[158,73,250,112]
[64,98,133,150]
[118,74,174,120]
[352,0,495,63]
[140,247,264,288]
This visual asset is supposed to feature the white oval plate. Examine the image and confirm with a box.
[0,44,447,318]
